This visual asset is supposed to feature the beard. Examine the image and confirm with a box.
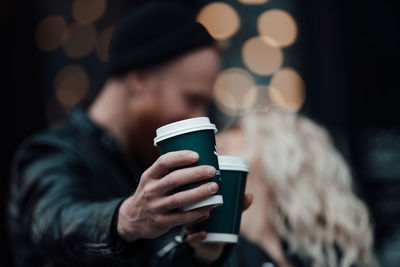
[127,112,164,170]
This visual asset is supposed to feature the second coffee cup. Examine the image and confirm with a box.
[195,155,249,243]
[153,117,223,211]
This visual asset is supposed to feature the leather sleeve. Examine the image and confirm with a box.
[12,137,145,264]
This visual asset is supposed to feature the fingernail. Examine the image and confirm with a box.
[190,152,199,160]
[208,182,218,193]
[207,166,215,176]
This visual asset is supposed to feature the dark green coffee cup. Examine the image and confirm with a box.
[195,156,249,243]
[154,117,223,211]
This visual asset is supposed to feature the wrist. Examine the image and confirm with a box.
[117,199,139,242]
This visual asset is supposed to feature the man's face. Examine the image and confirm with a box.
[148,46,220,122]
[128,46,221,161]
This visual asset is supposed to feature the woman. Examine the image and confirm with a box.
[217,108,377,267]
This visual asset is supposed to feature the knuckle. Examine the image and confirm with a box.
[168,195,182,209]
[166,175,179,189]
[142,184,156,199]
[195,167,205,177]
[172,150,190,161]
[147,201,160,213]
[141,169,151,179]
[157,156,169,169]
[189,187,203,200]
[153,214,166,226]
[179,150,190,160]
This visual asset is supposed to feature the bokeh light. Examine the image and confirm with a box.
[96,26,114,62]
[242,36,283,76]
[257,9,298,48]
[197,2,240,40]
[269,68,305,112]
[238,0,269,4]
[72,0,107,24]
[213,68,256,115]
[54,65,89,108]
[63,23,96,58]
[35,15,68,51]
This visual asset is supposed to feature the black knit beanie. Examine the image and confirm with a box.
[108,2,216,77]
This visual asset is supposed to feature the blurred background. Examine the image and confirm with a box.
[3,0,400,266]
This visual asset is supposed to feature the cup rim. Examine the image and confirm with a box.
[202,233,238,243]
[154,117,217,146]
[218,155,249,172]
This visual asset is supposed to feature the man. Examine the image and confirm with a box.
[7,2,252,267]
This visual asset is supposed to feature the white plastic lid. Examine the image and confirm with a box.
[218,156,249,172]
[154,117,217,146]
[202,233,238,243]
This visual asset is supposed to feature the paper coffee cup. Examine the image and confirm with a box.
[154,117,223,211]
[196,155,249,243]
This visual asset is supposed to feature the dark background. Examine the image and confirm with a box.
[3,0,400,266]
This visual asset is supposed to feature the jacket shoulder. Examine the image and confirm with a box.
[12,121,85,173]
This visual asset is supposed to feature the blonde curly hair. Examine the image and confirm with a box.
[241,108,377,267]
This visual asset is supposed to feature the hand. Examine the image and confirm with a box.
[117,150,219,242]
[185,193,254,264]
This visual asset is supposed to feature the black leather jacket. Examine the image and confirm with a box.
[7,109,221,267]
